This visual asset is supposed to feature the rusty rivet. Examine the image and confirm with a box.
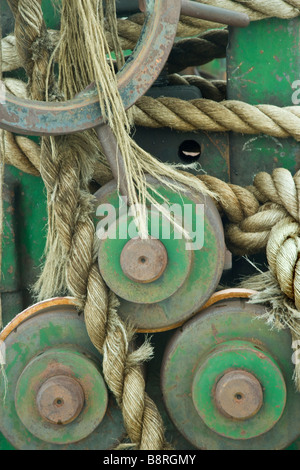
[36,375,85,425]
[120,237,168,284]
[215,370,263,421]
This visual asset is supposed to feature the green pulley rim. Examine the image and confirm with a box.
[15,348,109,445]
[192,340,286,440]
[94,177,225,332]
[161,298,300,450]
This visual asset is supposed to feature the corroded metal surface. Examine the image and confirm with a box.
[214,370,263,421]
[36,375,86,426]
[191,340,286,440]
[120,237,168,284]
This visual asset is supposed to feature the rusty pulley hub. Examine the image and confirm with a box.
[120,237,169,284]
[0,299,124,450]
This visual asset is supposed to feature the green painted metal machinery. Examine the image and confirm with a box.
[1,0,300,451]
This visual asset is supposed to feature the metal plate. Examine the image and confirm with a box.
[161,298,300,450]
[14,348,108,445]
[192,340,286,440]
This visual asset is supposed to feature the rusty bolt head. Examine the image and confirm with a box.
[215,370,263,420]
[120,237,168,284]
[36,375,85,425]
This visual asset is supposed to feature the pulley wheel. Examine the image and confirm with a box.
[94,177,225,332]
[0,298,125,450]
[0,0,181,136]
[161,295,300,450]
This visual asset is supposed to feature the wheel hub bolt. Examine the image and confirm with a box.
[215,369,263,420]
[36,375,85,425]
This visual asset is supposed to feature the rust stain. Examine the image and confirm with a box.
[8,266,14,274]
[212,323,220,343]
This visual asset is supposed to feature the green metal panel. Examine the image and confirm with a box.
[1,166,47,320]
[227,18,300,185]
[41,0,60,30]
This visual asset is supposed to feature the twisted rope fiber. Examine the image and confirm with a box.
[6,0,57,101]
[168,74,227,102]
[1,28,228,78]
[0,71,228,180]
[4,0,300,75]
[3,68,300,380]
[1,75,299,246]
[3,75,300,179]
[2,82,300,248]
[167,29,228,74]
[133,97,300,140]
[196,0,300,19]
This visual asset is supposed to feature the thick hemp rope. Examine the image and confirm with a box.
[1,80,300,249]
[3,76,300,157]
[114,0,300,46]
[133,98,300,139]
[167,29,228,74]
[1,28,228,72]
[3,0,300,73]
[116,0,300,47]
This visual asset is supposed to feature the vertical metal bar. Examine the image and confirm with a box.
[95,124,130,202]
